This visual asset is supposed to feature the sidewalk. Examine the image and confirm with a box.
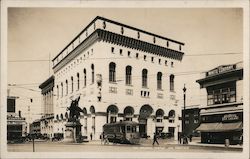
[59,138,243,150]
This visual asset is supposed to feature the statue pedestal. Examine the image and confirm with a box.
[64,120,82,143]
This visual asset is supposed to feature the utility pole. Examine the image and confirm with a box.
[183,84,187,144]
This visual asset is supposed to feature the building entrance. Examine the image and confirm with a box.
[139,105,153,138]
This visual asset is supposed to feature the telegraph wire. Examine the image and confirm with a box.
[8,52,242,63]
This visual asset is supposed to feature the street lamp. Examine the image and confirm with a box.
[183,84,187,144]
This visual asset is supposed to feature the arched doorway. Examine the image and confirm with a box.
[139,105,153,138]
[155,109,164,133]
[107,105,119,123]
[123,106,134,121]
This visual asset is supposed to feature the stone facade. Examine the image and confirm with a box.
[50,16,185,140]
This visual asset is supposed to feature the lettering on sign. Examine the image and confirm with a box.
[207,65,236,77]
[222,114,239,121]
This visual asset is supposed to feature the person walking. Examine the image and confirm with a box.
[152,133,159,146]
[90,133,93,141]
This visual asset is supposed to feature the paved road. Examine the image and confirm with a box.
[7,139,242,153]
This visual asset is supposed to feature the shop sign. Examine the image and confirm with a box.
[206,64,236,77]
[222,114,239,121]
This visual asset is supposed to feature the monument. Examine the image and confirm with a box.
[64,96,85,143]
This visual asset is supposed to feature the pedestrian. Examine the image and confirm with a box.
[152,133,159,146]
[100,133,103,144]
[90,133,93,141]
[104,135,109,145]
[189,134,192,142]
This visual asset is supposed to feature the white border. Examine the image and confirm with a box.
[1,0,249,159]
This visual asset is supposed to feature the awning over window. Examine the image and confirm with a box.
[196,122,242,132]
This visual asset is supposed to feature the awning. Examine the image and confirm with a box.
[196,122,242,132]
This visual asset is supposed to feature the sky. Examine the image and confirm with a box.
[7,8,243,122]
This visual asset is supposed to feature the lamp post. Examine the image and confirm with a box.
[182,84,187,144]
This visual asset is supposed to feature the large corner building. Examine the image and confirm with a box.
[40,16,185,140]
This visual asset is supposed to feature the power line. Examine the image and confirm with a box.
[7,52,242,62]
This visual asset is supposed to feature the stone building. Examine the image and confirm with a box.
[51,16,185,140]
[39,75,55,139]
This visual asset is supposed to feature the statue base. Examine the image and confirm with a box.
[64,120,82,143]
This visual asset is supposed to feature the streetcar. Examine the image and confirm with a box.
[103,121,140,144]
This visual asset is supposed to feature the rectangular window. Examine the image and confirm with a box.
[207,82,236,105]
[159,59,161,64]
[136,53,139,59]
[144,55,146,61]
[151,57,154,62]
[120,49,123,55]
[128,51,131,57]
[111,47,114,53]
[126,126,131,133]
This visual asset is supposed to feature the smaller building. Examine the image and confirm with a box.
[196,62,243,145]
[39,75,55,139]
[7,96,27,142]
[182,105,201,137]
[30,119,41,135]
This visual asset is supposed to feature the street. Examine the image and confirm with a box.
[7,138,242,153]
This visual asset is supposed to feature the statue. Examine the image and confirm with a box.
[67,96,84,122]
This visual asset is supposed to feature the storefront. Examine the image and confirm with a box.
[196,62,243,145]
[197,106,243,144]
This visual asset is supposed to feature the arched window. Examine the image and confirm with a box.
[83,69,87,87]
[125,66,132,85]
[61,82,63,97]
[77,73,80,90]
[91,64,94,84]
[157,72,162,90]
[109,62,116,82]
[142,69,148,88]
[170,74,175,91]
[71,76,74,93]
[66,80,68,95]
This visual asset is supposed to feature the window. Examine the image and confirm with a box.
[136,53,139,59]
[157,72,162,90]
[91,64,94,84]
[170,74,175,91]
[142,69,148,88]
[144,55,146,61]
[151,57,154,62]
[109,62,116,82]
[71,76,74,93]
[125,66,132,85]
[165,60,168,66]
[171,62,174,67]
[167,41,169,47]
[77,73,80,90]
[120,49,123,55]
[66,80,68,95]
[126,126,131,133]
[56,85,59,99]
[207,83,236,105]
[179,45,182,51]
[159,59,161,64]
[111,47,114,53]
[128,51,131,57]
[83,69,87,87]
[61,82,63,97]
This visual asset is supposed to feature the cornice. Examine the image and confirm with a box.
[53,29,184,73]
